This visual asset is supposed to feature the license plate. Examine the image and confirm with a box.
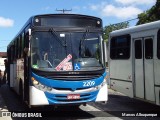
[67,94,80,100]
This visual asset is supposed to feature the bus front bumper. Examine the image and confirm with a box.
[29,84,108,106]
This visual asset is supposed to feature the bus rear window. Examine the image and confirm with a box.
[110,35,131,59]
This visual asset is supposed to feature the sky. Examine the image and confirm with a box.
[0,0,156,52]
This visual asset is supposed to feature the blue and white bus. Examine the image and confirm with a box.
[7,14,108,107]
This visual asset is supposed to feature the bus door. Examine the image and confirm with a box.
[134,37,155,102]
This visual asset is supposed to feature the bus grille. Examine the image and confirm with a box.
[43,75,101,80]
[45,91,98,103]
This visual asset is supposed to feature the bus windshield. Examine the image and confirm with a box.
[31,31,103,71]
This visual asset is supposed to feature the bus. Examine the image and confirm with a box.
[7,14,108,107]
[108,20,160,105]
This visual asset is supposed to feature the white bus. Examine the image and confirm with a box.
[109,20,160,105]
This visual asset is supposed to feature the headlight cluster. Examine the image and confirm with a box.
[94,79,107,90]
[31,77,52,92]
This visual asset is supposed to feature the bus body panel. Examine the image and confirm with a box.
[30,86,49,105]
[109,60,132,81]
[111,80,133,97]
[17,58,25,99]
[11,63,19,93]
[110,59,133,97]
[155,60,160,85]
[10,64,14,87]
[95,84,108,101]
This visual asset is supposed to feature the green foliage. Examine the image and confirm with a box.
[103,22,129,42]
[137,0,160,25]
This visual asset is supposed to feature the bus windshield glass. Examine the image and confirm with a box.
[31,31,103,71]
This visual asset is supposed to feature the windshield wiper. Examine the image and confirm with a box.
[81,29,89,44]
[79,29,89,56]
[49,28,67,47]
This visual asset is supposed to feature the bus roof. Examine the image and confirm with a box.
[7,14,102,48]
[33,13,101,19]
[110,20,160,37]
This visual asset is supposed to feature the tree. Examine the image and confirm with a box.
[137,0,160,25]
[103,22,129,42]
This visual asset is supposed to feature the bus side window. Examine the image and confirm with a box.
[14,41,16,60]
[110,35,131,59]
[135,40,142,59]
[21,33,25,57]
[145,38,153,59]
[17,36,21,58]
[24,32,29,48]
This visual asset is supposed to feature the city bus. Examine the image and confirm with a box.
[108,20,160,105]
[7,14,108,107]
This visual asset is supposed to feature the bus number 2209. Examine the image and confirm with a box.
[83,81,95,87]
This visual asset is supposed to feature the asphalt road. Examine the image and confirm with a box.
[0,84,160,120]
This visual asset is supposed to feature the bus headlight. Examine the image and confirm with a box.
[94,79,107,90]
[37,83,52,92]
[31,77,52,92]
[31,77,39,85]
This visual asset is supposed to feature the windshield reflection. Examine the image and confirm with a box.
[31,32,104,71]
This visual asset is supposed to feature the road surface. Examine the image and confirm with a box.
[0,84,160,120]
